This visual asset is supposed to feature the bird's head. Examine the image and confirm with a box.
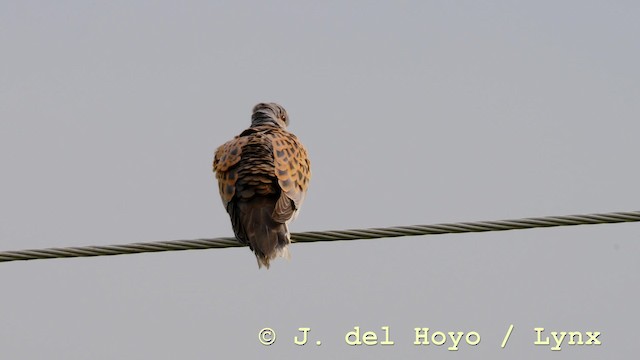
[251,102,289,129]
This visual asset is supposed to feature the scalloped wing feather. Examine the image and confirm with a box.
[270,129,311,210]
[213,136,249,204]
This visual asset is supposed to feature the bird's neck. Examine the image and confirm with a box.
[251,118,284,128]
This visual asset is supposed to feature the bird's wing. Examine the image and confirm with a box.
[213,136,249,205]
[270,129,311,213]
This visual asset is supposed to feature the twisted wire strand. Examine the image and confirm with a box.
[1,210,638,263]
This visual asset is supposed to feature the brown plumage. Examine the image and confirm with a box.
[213,103,311,268]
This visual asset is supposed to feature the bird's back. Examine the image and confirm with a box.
[214,125,308,268]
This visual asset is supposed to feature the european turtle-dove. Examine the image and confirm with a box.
[213,103,311,268]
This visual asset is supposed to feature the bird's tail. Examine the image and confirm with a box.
[231,197,291,268]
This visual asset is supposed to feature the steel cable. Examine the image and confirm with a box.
[1,210,638,263]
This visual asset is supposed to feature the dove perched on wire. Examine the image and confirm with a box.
[213,103,311,268]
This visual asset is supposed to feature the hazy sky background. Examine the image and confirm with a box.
[1,1,639,359]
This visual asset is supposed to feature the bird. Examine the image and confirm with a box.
[213,103,311,268]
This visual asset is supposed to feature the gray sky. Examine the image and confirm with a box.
[1,1,639,359]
